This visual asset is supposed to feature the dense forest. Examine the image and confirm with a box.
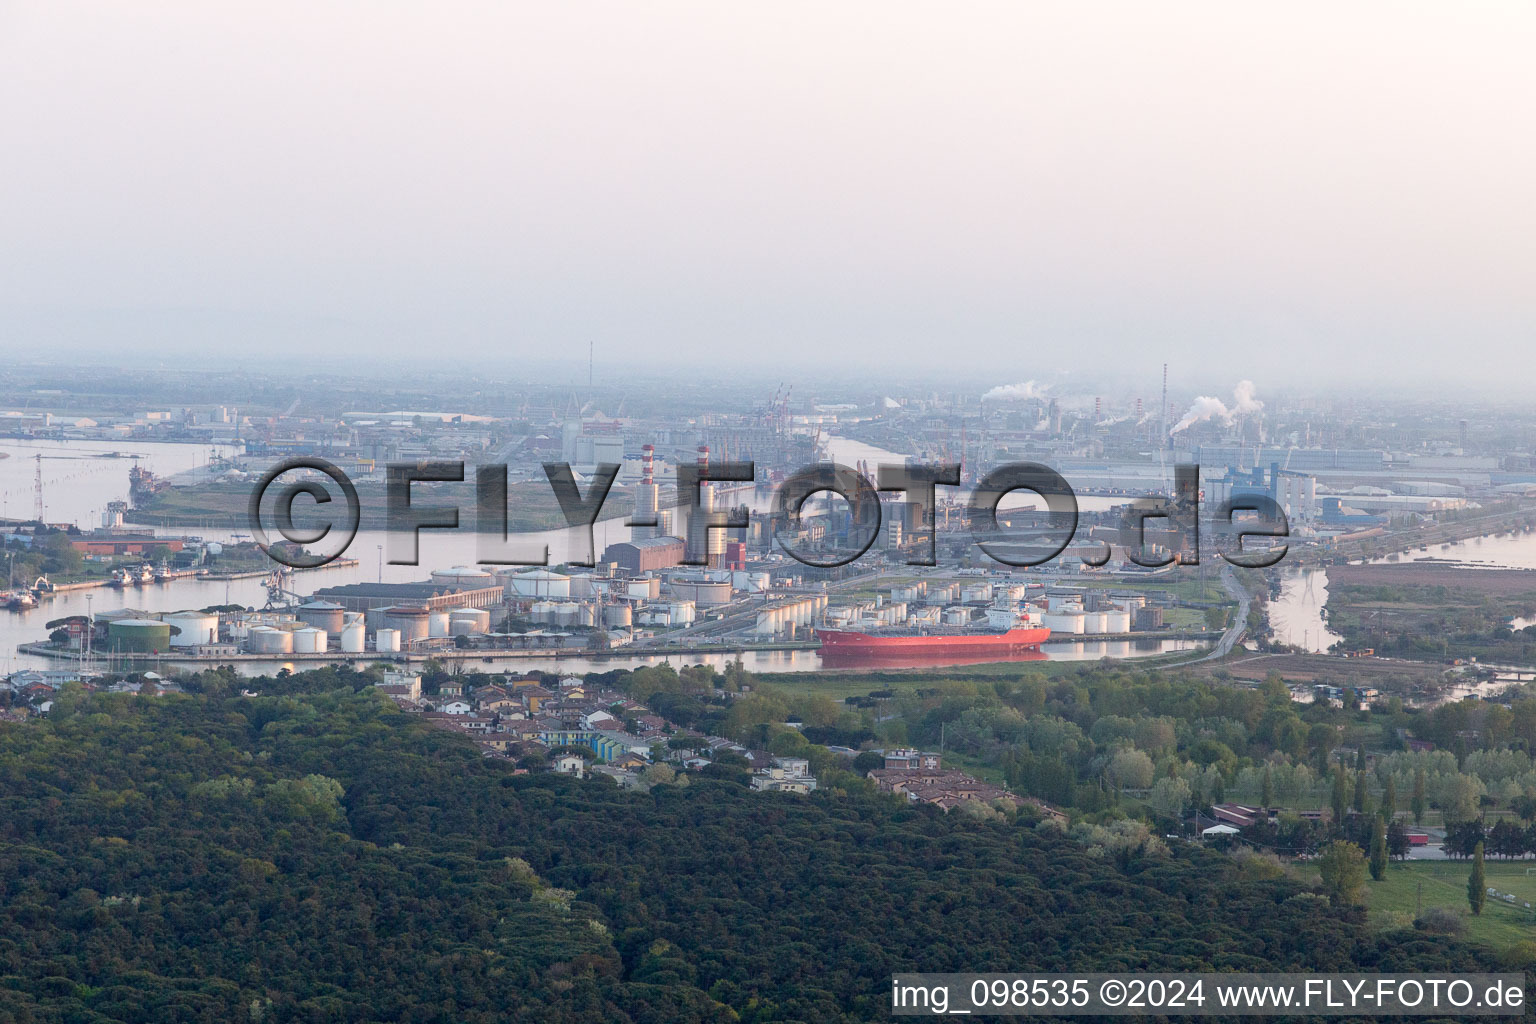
[0,679,1500,1023]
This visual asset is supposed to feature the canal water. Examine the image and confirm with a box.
[1262,530,1536,655]
[2,436,1193,675]
[1266,568,1344,653]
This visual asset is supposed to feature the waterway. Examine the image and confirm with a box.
[1263,529,1536,655]
[2,435,1193,675]
[1373,530,1536,571]
[1266,568,1344,653]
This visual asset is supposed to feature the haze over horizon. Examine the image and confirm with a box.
[2,2,1531,386]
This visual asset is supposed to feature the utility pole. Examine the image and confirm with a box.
[34,454,44,522]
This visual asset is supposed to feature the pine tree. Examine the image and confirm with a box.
[1412,769,1427,825]
[1468,841,1486,916]
[1369,817,1387,881]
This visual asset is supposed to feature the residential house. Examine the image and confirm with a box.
[751,756,819,794]
[883,748,942,770]
[553,753,587,778]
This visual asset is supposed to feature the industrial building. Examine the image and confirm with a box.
[310,581,503,612]
[604,537,685,573]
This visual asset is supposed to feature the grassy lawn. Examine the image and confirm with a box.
[1300,859,1536,951]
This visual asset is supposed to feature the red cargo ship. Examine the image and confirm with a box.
[814,624,1051,655]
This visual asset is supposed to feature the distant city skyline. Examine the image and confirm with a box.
[2,2,1532,387]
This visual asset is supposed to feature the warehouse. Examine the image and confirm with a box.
[311,581,503,612]
[603,537,685,573]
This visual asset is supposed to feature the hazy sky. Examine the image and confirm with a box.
[2,3,1531,386]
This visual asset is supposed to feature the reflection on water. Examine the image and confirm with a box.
[104,636,1201,680]
[1267,568,1343,653]
[0,438,230,527]
[1374,530,1536,571]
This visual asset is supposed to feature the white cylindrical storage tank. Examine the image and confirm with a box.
[961,584,993,604]
[602,604,633,628]
[375,628,401,653]
[297,601,346,633]
[382,606,431,644]
[428,611,451,638]
[553,601,579,627]
[578,603,597,628]
[568,574,597,599]
[449,608,491,635]
[292,627,327,653]
[1082,612,1110,634]
[340,622,366,652]
[1042,611,1085,634]
[1104,610,1132,633]
[248,626,294,654]
[509,569,571,599]
[431,565,495,589]
[165,611,219,647]
[529,600,556,623]
[626,577,661,600]
[756,609,776,635]
[943,606,969,625]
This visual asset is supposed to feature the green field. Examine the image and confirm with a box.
[1303,860,1536,951]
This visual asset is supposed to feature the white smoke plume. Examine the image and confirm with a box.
[1169,380,1263,435]
[982,380,1045,402]
[1231,379,1263,416]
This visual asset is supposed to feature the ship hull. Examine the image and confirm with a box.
[814,626,1051,654]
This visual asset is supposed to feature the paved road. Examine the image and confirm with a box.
[1163,562,1250,667]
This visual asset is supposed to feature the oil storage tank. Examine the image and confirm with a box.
[297,600,346,633]
[107,618,172,653]
[292,627,327,653]
[164,611,219,647]
[431,566,496,589]
[381,606,430,644]
[339,621,366,653]
[449,608,491,635]
[247,626,294,654]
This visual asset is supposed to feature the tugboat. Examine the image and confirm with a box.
[136,563,155,585]
[153,559,173,582]
[110,566,133,588]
